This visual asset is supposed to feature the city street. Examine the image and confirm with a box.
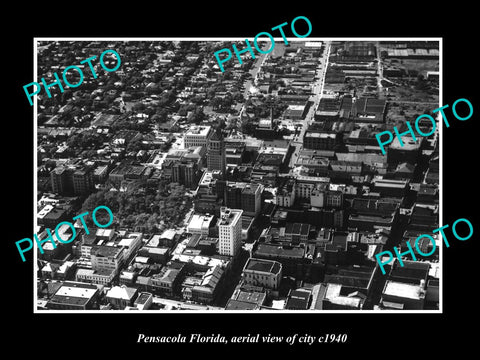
[288,41,331,170]
[239,44,270,123]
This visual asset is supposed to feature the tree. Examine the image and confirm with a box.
[187,107,205,124]
[132,103,146,113]
[126,137,143,152]
[210,97,223,110]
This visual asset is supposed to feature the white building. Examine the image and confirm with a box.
[187,214,215,235]
[76,268,115,285]
[184,125,213,149]
[218,207,243,257]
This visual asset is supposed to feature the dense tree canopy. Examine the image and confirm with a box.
[81,179,192,233]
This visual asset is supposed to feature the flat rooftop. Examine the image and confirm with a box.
[185,125,211,137]
[390,135,422,150]
[135,292,152,305]
[49,281,98,306]
[244,258,281,274]
[255,243,305,259]
[226,299,259,310]
[219,208,242,226]
[383,280,424,300]
[188,214,215,230]
[91,245,123,258]
[236,290,266,305]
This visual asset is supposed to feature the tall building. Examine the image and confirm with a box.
[50,164,94,196]
[218,207,243,257]
[241,183,263,217]
[51,166,69,194]
[224,182,263,217]
[207,129,226,174]
[172,161,200,189]
[72,168,95,195]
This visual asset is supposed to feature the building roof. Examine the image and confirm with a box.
[152,267,181,285]
[185,125,212,137]
[244,258,281,275]
[219,207,242,226]
[91,245,123,258]
[373,178,408,189]
[188,214,215,232]
[160,229,177,240]
[225,299,260,310]
[285,222,310,236]
[322,283,364,308]
[106,286,137,301]
[235,290,266,305]
[49,281,98,307]
[285,289,311,310]
[383,281,425,300]
[134,292,153,305]
[390,260,430,284]
[255,243,305,259]
[118,237,135,248]
[390,135,421,150]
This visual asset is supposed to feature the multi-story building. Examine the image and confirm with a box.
[275,179,296,208]
[242,258,282,290]
[241,183,263,217]
[116,232,143,261]
[224,182,263,217]
[72,168,95,195]
[325,190,343,208]
[184,125,213,148]
[91,245,125,276]
[191,265,225,304]
[46,281,100,310]
[303,130,338,150]
[76,268,116,285]
[187,214,216,235]
[207,129,226,173]
[381,280,426,310]
[294,175,330,200]
[171,160,201,189]
[150,265,184,297]
[50,166,69,194]
[224,182,244,209]
[50,164,94,196]
[310,188,324,207]
[218,207,243,257]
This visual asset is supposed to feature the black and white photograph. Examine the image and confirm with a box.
[6,3,479,355]
[31,38,442,313]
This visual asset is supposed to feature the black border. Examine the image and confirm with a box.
[7,3,479,353]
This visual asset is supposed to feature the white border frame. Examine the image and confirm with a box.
[33,37,443,314]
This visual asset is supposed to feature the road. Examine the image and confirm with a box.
[376,41,384,95]
[288,41,331,170]
[239,44,270,125]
